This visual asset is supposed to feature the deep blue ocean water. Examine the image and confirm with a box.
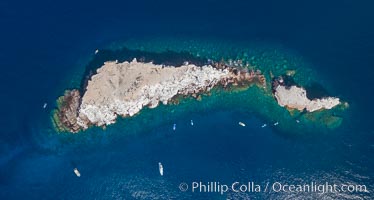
[1,0,373,199]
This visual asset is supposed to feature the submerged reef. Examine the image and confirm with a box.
[52,41,347,133]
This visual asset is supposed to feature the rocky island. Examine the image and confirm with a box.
[53,58,265,133]
[272,76,341,112]
[52,45,346,133]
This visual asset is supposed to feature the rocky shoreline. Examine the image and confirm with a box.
[52,90,81,132]
[53,58,265,133]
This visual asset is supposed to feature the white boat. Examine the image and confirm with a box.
[73,168,81,177]
[43,103,47,109]
[296,120,300,123]
[261,123,267,128]
[173,124,176,131]
[273,122,279,126]
[95,49,99,54]
[238,122,246,127]
[190,120,194,126]
[158,162,164,176]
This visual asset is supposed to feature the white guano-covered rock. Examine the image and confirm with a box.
[274,85,340,112]
[76,59,229,129]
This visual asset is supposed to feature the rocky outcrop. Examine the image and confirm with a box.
[55,59,265,132]
[52,89,82,132]
[272,76,340,112]
[220,68,265,87]
[76,59,229,129]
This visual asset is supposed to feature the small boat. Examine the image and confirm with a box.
[296,120,300,123]
[273,122,279,126]
[261,123,267,128]
[158,162,164,176]
[73,168,81,177]
[173,124,176,131]
[43,103,47,109]
[238,122,246,127]
[190,120,194,126]
[95,49,99,54]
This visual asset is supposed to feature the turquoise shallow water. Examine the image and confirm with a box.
[1,0,374,199]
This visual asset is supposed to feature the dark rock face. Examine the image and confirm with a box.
[220,68,266,88]
[54,89,81,133]
[271,75,296,93]
[272,76,285,93]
